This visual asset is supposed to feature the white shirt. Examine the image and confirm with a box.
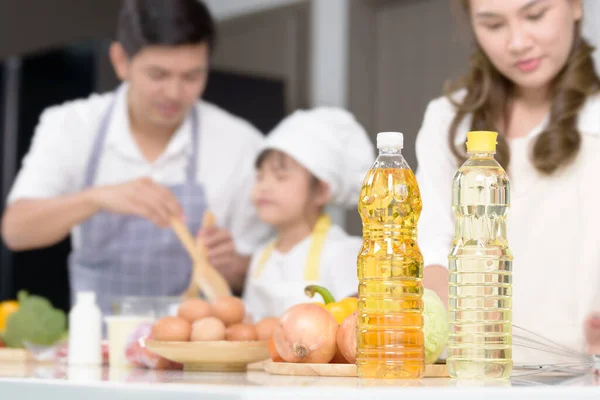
[416,91,600,361]
[243,224,361,320]
[7,84,271,255]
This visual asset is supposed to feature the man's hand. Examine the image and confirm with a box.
[90,177,183,227]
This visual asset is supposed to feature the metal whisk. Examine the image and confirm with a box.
[511,324,599,377]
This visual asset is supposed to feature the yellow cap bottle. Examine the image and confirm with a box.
[448,129,513,379]
[466,131,498,153]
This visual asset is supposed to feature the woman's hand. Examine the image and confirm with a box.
[585,313,600,355]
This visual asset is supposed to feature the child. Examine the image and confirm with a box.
[243,108,375,320]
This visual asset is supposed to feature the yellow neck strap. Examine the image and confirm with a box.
[253,214,332,281]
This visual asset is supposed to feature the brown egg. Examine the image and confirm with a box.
[225,323,257,341]
[190,317,226,341]
[151,316,191,342]
[255,317,279,341]
[211,296,246,326]
[177,298,214,323]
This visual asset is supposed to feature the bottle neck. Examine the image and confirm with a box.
[379,147,402,155]
[467,151,495,158]
[76,293,96,306]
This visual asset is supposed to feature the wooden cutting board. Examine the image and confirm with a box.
[247,360,267,371]
[0,348,34,362]
[264,361,449,378]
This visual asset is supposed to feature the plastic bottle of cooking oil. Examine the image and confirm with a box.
[357,132,425,379]
[448,131,513,379]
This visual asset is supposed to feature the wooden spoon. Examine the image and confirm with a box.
[172,212,232,302]
[190,212,233,300]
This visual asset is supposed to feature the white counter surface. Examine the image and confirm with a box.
[1,362,599,400]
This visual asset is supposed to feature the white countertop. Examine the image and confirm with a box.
[1,362,599,400]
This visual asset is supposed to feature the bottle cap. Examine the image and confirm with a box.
[466,131,498,153]
[76,291,96,304]
[377,132,404,150]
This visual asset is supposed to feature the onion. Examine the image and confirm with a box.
[268,337,283,362]
[273,304,338,363]
[336,312,358,364]
[330,346,348,364]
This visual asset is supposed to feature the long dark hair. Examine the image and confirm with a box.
[447,0,600,174]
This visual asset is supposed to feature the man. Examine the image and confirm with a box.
[1,0,269,314]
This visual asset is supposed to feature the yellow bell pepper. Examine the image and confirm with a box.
[304,285,358,324]
[0,300,20,332]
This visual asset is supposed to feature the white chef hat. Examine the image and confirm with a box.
[258,107,375,209]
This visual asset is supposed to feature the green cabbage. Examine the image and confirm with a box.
[423,288,449,364]
[1,291,67,348]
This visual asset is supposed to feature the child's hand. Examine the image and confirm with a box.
[585,313,600,355]
[196,226,250,291]
[197,225,236,266]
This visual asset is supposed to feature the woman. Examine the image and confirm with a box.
[417,0,600,360]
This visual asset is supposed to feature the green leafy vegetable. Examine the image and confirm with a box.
[1,291,67,348]
[423,288,450,364]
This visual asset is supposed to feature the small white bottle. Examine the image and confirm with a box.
[68,291,102,365]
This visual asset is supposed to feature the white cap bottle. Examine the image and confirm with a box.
[377,131,404,150]
[68,292,102,365]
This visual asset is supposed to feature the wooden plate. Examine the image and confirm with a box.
[263,361,449,378]
[145,340,269,372]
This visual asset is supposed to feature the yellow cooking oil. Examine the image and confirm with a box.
[448,131,513,379]
[357,132,425,379]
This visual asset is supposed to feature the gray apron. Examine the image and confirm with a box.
[68,95,207,316]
